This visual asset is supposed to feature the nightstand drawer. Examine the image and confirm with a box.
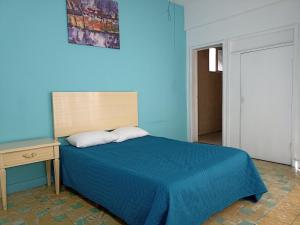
[3,147,54,168]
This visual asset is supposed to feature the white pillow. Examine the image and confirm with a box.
[112,127,149,143]
[67,131,118,148]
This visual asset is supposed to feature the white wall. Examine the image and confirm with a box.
[186,0,300,44]
[185,0,284,30]
[185,0,300,161]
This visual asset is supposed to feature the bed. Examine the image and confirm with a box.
[52,92,267,225]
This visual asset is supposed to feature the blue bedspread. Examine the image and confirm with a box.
[60,136,267,225]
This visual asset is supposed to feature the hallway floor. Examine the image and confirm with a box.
[199,131,222,145]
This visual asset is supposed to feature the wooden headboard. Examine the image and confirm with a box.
[52,92,138,138]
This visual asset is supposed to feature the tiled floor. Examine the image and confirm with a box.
[1,160,300,225]
[198,132,222,145]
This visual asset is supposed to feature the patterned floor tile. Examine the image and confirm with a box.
[1,160,300,225]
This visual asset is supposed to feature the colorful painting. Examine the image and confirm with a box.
[66,0,120,49]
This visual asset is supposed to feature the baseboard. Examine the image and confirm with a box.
[5,176,47,195]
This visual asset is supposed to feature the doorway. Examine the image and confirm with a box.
[197,47,223,145]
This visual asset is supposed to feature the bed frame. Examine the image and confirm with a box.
[52,92,138,139]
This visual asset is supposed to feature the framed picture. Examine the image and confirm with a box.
[66,0,120,49]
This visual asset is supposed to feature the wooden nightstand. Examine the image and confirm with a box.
[0,138,60,210]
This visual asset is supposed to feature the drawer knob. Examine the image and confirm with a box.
[22,153,37,159]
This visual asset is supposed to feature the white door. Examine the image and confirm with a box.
[240,45,293,165]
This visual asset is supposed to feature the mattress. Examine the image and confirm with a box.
[60,135,267,225]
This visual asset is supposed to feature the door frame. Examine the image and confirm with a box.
[228,25,298,165]
[187,24,299,166]
[187,40,229,145]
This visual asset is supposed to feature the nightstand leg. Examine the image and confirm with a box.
[0,169,7,210]
[45,160,51,187]
[54,159,60,195]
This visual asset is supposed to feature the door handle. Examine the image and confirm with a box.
[241,96,245,104]
[22,153,37,159]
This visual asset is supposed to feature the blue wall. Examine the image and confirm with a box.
[0,0,186,193]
